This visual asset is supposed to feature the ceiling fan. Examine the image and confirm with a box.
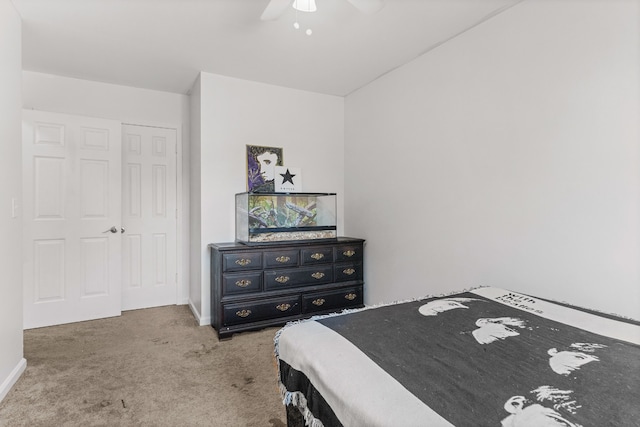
[260,0,385,21]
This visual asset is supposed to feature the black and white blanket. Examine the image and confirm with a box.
[275,287,640,427]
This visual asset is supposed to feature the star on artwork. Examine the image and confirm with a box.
[274,166,301,192]
[280,168,296,185]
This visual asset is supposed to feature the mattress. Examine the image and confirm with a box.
[274,287,640,427]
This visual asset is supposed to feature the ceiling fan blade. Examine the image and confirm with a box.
[345,0,385,14]
[260,0,294,21]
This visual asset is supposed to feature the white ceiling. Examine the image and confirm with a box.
[12,0,521,96]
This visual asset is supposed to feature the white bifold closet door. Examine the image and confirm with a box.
[121,124,177,311]
[22,110,123,329]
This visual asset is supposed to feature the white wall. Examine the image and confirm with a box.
[190,72,345,324]
[345,0,640,320]
[0,0,26,402]
[22,71,190,129]
[22,71,191,305]
[189,75,203,319]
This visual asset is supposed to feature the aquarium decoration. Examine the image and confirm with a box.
[236,192,337,244]
[246,145,284,192]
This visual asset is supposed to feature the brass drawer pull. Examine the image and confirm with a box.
[235,279,251,288]
[343,250,356,257]
[276,303,291,312]
[235,258,251,266]
[343,268,355,275]
[311,272,325,280]
[345,293,357,301]
[310,253,324,260]
[276,256,291,263]
[312,298,325,306]
[275,275,290,284]
[236,309,252,318]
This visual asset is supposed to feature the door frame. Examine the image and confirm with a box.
[122,120,185,307]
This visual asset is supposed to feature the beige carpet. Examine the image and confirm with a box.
[0,305,286,426]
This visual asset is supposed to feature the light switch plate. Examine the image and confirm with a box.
[11,198,18,218]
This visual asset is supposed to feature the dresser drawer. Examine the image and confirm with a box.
[223,296,301,326]
[222,271,262,295]
[222,252,263,272]
[301,247,334,264]
[302,287,363,314]
[264,249,299,268]
[334,262,363,282]
[335,244,363,262]
[264,265,334,290]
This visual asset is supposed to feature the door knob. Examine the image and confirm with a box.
[121,227,126,234]
[102,226,118,234]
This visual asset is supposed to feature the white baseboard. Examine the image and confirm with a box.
[188,299,211,326]
[200,315,212,326]
[0,358,26,403]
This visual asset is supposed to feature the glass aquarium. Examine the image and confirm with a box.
[236,192,337,244]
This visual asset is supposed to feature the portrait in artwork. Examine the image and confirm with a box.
[247,145,284,192]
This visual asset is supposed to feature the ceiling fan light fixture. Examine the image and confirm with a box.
[292,0,317,13]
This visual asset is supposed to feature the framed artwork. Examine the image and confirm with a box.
[274,166,302,192]
[246,145,284,192]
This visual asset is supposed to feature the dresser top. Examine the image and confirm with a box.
[209,237,364,251]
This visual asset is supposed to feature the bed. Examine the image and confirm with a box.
[274,287,640,427]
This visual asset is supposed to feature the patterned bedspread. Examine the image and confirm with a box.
[275,287,640,427]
